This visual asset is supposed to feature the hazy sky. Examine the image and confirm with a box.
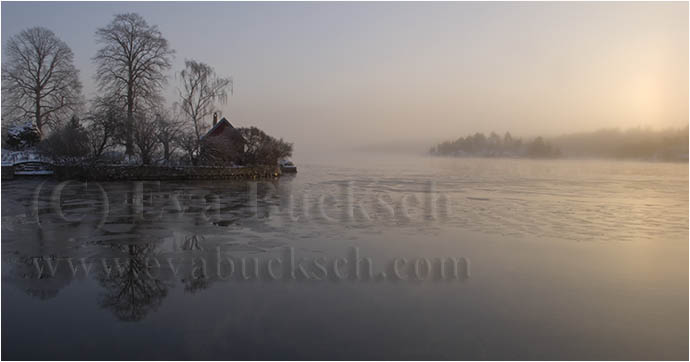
[2,2,688,153]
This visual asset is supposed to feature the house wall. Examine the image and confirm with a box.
[199,130,246,166]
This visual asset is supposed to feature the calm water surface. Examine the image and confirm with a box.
[2,154,688,359]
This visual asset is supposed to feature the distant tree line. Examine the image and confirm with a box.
[1,13,292,166]
[429,132,561,158]
[429,127,689,161]
[550,127,688,162]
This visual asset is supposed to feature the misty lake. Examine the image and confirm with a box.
[2,153,688,360]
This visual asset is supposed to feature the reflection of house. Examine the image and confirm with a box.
[199,113,246,165]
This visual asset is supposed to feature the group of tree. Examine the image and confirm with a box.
[1,13,292,166]
[429,132,561,158]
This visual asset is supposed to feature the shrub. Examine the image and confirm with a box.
[39,116,90,164]
[238,127,293,166]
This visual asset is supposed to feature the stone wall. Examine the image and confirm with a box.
[54,165,281,181]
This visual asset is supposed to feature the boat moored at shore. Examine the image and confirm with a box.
[279,159,297,173]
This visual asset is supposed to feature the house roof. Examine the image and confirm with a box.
[201,117,234,140]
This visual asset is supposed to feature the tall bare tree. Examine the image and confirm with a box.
[1,27,82,136]
[177,60,232,154]
[93,13,174,155]
[154,108,182,163]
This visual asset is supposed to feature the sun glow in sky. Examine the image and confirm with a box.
[2,2,687,153]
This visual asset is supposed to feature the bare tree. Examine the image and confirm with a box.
[177,60,232,155]
[154,108,183,164]
[1,27,82,136]
[176,128,201,165]
[132,111,160,165]
[93,13,174,155]
[86,96,122,161]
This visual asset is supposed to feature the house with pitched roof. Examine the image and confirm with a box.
[198,113,246,166]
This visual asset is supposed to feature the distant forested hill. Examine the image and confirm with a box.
[429,132,560,158]
[429,126,688,161]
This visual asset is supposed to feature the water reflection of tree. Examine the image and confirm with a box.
[4,255,74,300]
[97,243,168,322]
[181,234,204,251]
[183,273,209,294]
[178,234,210,294]
[4,179,289,320]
